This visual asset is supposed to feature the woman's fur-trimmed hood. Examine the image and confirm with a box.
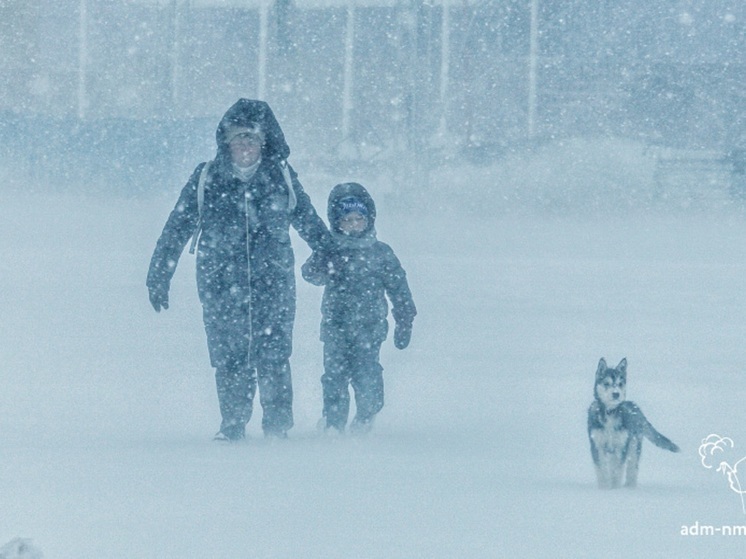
[215,99,290,162]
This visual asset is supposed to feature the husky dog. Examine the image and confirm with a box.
[588,358,680,488]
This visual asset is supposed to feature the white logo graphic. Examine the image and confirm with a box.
[699,434,746,515]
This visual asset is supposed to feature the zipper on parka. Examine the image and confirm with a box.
[244,188,253,368]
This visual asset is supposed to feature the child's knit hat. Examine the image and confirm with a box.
[327,182,377,236]
[336,196,368,218]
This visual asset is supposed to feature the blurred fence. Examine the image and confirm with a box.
[1,0,744,194]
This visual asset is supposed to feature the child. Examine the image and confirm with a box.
[302,182,417,434]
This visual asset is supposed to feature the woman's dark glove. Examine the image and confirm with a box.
[394,321,412,349]
[148,283,170,312]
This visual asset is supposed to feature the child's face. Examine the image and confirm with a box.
[338,211,368,234]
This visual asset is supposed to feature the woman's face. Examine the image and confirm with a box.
[229,133,263,167]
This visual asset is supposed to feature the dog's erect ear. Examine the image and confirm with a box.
[616,358,627,375]
[596,358,608,381]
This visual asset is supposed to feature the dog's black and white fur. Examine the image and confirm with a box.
[587,358,680,488]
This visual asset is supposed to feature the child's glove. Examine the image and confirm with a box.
[394,321,412,349]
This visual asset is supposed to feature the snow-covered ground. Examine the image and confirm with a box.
[2,149,746,557]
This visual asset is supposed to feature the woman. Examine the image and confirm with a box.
[147,99,329,441]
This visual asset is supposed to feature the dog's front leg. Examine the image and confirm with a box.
[624,436,643,488]
[590,431,613,489]
[595,463,614,489]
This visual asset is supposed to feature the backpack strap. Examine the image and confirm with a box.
[188,160,212,255]
[279,159,297,212]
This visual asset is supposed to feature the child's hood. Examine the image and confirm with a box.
[327,182,377,229]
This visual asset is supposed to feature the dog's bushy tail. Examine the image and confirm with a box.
[644,422,680,452]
